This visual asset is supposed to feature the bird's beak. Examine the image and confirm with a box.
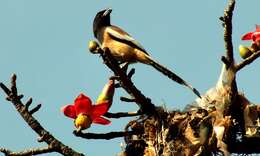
[103,8,112,17]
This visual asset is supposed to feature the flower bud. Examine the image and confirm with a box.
[239,45,253,59]
[88,40,99,54]
[96,80,115,109]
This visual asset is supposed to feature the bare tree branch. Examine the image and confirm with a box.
[25,97,33,109]
[221,55,231,67]
[218,0,238,117]
[220,0,235,68]
[120,97,137,103]
[0,82,10,95]
[104,111,142,119]
[98,47,157,115]
[0,146,55,156]
[73,130,140,140]
[0,74,84,156]
[235,50,260,71]
[127,68,135,79]
[29,104,42,115]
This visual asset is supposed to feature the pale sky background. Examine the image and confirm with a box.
[0,1,259,156]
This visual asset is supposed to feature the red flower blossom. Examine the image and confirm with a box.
[241,25,260,43]
[61,93,111,130]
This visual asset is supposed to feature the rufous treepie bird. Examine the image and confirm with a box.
[93,8,201,98]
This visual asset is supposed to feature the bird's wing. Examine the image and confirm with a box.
[106,26,148,54]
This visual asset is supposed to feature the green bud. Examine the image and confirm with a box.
[239,45,253,59]
[88,40,100,54]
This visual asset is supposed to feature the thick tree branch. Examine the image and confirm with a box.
[219,0,238,114]
[73,130,140,140]
[0,146,55,156]
[235,50,260,71]
[0,74,84,156]
[220,0,235,68]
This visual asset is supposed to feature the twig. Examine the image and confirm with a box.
[0,75,84,156]
[25,98,33,109]
[120,97,136,103]
[0,146,55,156]
[11,74,17,96]
[17,94,24,100]
[29,104,42,115]
[0,83,11,95]
[73,130,139,140]
[221,56,231,67]
[235,50,260,71]
[104,111,142,119]
[127,68,135,78]
[220,0,235,68]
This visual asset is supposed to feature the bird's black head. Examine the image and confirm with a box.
[93,8,112,38]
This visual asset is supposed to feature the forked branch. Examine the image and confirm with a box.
[98,47,157,115]
[0,74,84,156]
[220,0,235,68]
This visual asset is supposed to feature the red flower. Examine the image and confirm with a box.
[241,25,260,43]
[61,93,111,130]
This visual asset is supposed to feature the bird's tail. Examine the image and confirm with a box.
[147,56,201,98]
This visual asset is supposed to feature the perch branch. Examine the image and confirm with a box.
[0,146,55,156]
[235,50,260,71]
[73,130,140,140]
[0,74,84,156]
[99,47,157,115]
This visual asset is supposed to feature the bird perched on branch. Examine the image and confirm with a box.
[93,8,201,98]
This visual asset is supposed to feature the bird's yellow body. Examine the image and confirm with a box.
[93,8,201,98]
[100,26,151,64]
